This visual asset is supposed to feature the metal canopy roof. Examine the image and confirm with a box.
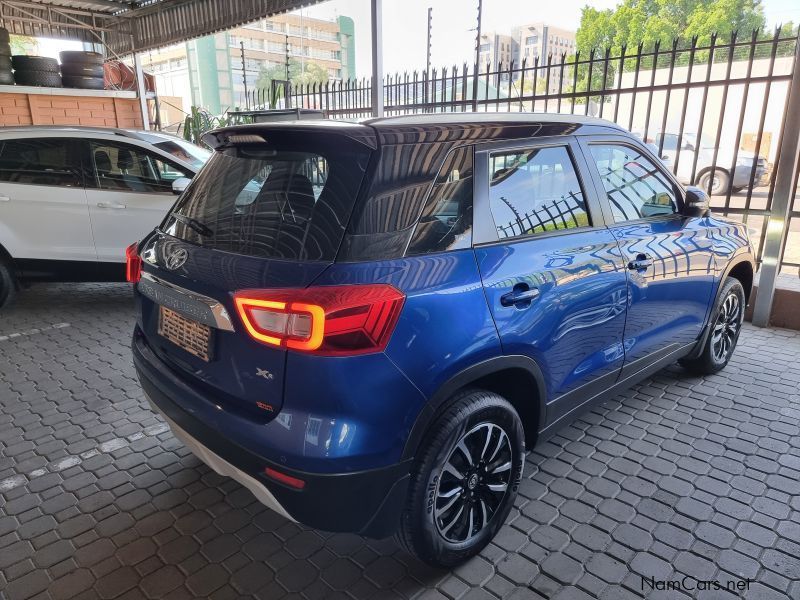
[0,0,325,56]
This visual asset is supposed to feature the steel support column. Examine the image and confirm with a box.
[370,0,383,118]
[752,35,800,326]
[133,52,150,131]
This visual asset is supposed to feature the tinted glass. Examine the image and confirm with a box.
[489,145,589,240]
[589,144,679,222]
[164,139,370,261]
[153,139,211,170]
[660,134,679,151]
[340,142,456,261]
[0,138,81,186]
[407,146,473,255]
[91,141,191,193]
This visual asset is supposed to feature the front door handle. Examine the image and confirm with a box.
[97,202,126,209]
[501,284,540,308]
[628,253,653,271]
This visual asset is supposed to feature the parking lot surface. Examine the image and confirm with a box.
[1,283,798,600]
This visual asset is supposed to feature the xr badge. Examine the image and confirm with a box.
[256,368,274,380]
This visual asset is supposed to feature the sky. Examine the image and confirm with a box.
[304,0,800,78]
[29,0,800,75]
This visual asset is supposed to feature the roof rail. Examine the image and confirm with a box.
[0,125,140,138]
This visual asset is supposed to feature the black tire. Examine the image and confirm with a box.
[731,186,745,194]
[680,277,745,375]
[0,42,11,57]
[12,55,59,72]
[59,51,104,65]
[13,70,62,87]
[0,28,9,44]
[0,55,11,71]
[0,256,17,309]
[396,389,525,568]
[0,70,13,85]
[60,62,104,78]
[697,169,731,196]
[61,75,104,90]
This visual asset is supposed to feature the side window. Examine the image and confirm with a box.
[407,146,473,255]
[589,144,679,223]
[659,134,679,151]
[90,141,191,193]
[0,138,81,187]
[488,145,589,240]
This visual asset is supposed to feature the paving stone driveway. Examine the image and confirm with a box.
[1,283,799,600]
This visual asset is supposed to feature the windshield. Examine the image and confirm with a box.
[684,133,716,150]
[154,139,211,169]
[163,137,371,261]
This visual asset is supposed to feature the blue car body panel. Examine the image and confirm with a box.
[609,216,717,365]
[475,229,628,417]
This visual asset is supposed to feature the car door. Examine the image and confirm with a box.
[579,137,716,374]
[84,139,192,262]
[473,137,629,425]
[0,137,95,262]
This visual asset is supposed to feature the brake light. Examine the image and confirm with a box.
[234,285,405,356]
[125,243,142,283]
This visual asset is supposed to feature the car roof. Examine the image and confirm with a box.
[207,113,627,149]
[363,112,621,129]
[0,125,187,142]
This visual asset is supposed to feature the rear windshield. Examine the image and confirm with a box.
[153,139,211,170]
[162,137,371,261]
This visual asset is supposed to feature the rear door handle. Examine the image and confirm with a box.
[501,285,540,308]
[97,202,126,209]
[627,253,653,271]
[0,196,9,202]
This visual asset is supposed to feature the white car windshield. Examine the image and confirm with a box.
[153,139,211,169]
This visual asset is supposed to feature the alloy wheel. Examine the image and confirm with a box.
[711,291,741,363]
[434,422,513,543]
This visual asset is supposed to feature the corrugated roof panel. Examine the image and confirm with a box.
[0,0,325,55]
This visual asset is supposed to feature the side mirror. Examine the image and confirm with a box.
[684,186,710,218]
[172,177,191,195]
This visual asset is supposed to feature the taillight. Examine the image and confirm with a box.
[233,285,405,356]
[125,242,141,283]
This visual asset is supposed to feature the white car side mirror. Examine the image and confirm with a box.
[172,177,191,195]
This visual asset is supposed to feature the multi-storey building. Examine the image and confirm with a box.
[477,23,576,94]
[144,13,355,119]
[479,32,515,68]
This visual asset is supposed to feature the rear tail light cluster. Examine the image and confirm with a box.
[125,242,142,283]
[234,285,405,356]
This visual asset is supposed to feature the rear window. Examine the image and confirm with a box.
[0,138,82,187]
[163,137,371,261]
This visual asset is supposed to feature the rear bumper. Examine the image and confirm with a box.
[132,332,411,538]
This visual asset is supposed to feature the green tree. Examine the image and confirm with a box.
[9,35,37,55]
[255,58,329,92]
[576,0,768,56]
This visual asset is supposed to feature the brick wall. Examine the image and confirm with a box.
[0,93,144,128]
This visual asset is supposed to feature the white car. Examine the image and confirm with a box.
[0,127,210,307]
[653,133,767,195]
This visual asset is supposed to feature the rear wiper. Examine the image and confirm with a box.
[168,213,214,237]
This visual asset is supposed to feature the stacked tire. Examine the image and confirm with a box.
[12,56,62,87]
[59,51,105,90]
[0,28,13,85]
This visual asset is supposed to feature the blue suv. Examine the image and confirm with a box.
[130,114,755,567]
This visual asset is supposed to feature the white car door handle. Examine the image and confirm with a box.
[97,202,126,209]
[0,196,9,202]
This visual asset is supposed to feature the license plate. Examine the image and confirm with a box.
[158,306,212,361]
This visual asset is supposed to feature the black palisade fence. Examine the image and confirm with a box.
[242,28,800,269]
